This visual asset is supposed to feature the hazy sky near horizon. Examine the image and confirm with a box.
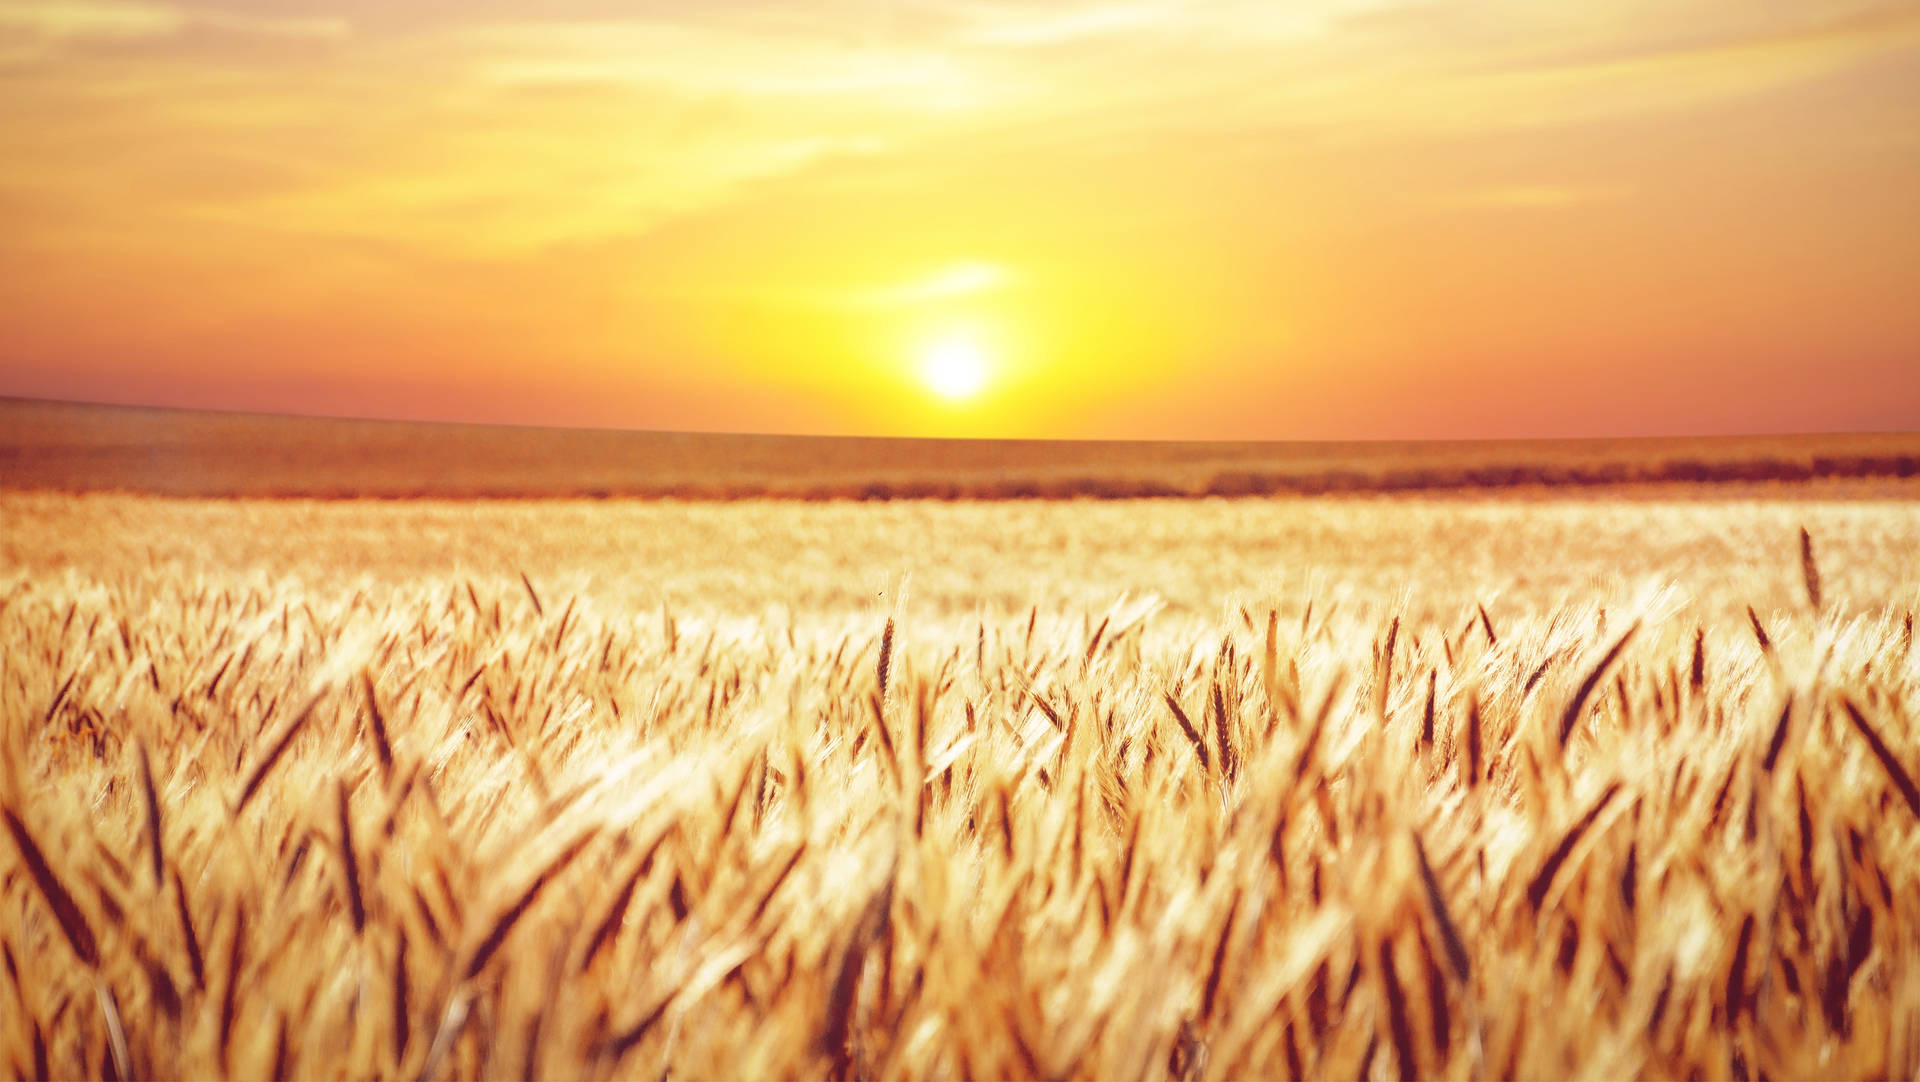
[2,0,1917,439]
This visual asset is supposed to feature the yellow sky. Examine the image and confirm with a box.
[2,0,1917,438]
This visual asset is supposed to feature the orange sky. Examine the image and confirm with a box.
[2,0,1918,439]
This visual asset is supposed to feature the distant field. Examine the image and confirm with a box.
[4,493,1920,1079]
[4,397,1917,498]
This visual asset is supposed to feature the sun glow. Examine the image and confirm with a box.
[918,333,991,402]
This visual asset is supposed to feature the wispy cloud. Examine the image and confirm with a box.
[0,0,178,38]
[5,0,1909,259]
[0,0,349,44]
[1441,184,1634,211]
[461,19,983,108]
[1377,5,1920,136]
[955,1,1179,47]
[850,261,1015,306]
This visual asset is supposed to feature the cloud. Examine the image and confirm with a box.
[0,0,347,66]
[850,261,1015,306]
[1440,184,1634,211]
[455,15,985,109]
[3,0,1916,267]
[1304,2,1920,137]
[201,10,348,39]
[0,0,180,39]
[955,1,1180,47]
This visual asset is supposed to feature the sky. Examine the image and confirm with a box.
[1,0,1917,440]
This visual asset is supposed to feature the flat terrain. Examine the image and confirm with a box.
[3,491,1919,1079]
[5,397,1918,498]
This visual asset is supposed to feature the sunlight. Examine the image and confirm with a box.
[918,333,991,401]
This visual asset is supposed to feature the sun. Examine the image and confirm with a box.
[918,334,991,401]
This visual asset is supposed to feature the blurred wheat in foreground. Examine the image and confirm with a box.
[3,495,1919,1081]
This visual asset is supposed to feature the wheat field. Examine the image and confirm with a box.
[3,492,1919,1080]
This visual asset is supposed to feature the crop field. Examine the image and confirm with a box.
[3,491,1920,1080]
